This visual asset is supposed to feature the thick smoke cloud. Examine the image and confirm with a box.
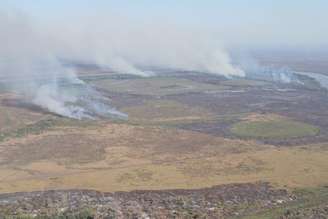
[0,10,244,119]
[0,11,126,119]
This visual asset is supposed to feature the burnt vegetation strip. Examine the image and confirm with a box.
[0,182,295,219]
[159,77,328,146]
[1,184,328,218]
[239,186,328,219]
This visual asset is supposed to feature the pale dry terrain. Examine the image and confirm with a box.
[0,110,327,194]
[0,73,327,196]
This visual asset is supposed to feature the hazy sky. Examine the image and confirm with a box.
[2,0,328,47]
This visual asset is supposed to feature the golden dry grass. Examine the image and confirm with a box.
[121,99,216,125]
[0,120,327,193]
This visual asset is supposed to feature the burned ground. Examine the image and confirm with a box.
[1,182,328,219]
[163,81,328,146]
[0,182,293,219]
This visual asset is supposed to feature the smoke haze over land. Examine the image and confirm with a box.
[0,11,128,119]
[0,0,327,118]
[0,9,246,118]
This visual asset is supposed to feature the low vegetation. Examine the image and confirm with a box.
[231,117,319,139]
[0,117,100,142]
[92,77,226,96]
[1,72,328,218]
[0,119,55,142]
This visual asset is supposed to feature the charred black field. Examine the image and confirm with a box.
[0,57,328,218]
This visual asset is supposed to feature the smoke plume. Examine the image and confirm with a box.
[0,10,246,119]
[0,11,126,119]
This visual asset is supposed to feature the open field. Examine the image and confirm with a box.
[0,125,328,194]
[92,77,227,96]
[0,67,328,217]
[0,73,328,193]
[121,99,216,125]
[0,94,47,133]
[230,113,320,139]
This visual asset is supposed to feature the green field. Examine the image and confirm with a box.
[231,118,319,139]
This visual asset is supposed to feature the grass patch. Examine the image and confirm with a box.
[231,119,319,139]
[0,119,55,142]
[121,99,215,125]
[0,118,99,142]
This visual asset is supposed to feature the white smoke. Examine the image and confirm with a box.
[56,21,245,77]
[236,55,300,84]
[0,10,246,119]
[0,11,126,119]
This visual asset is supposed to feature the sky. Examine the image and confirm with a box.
[2,0,328,47]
